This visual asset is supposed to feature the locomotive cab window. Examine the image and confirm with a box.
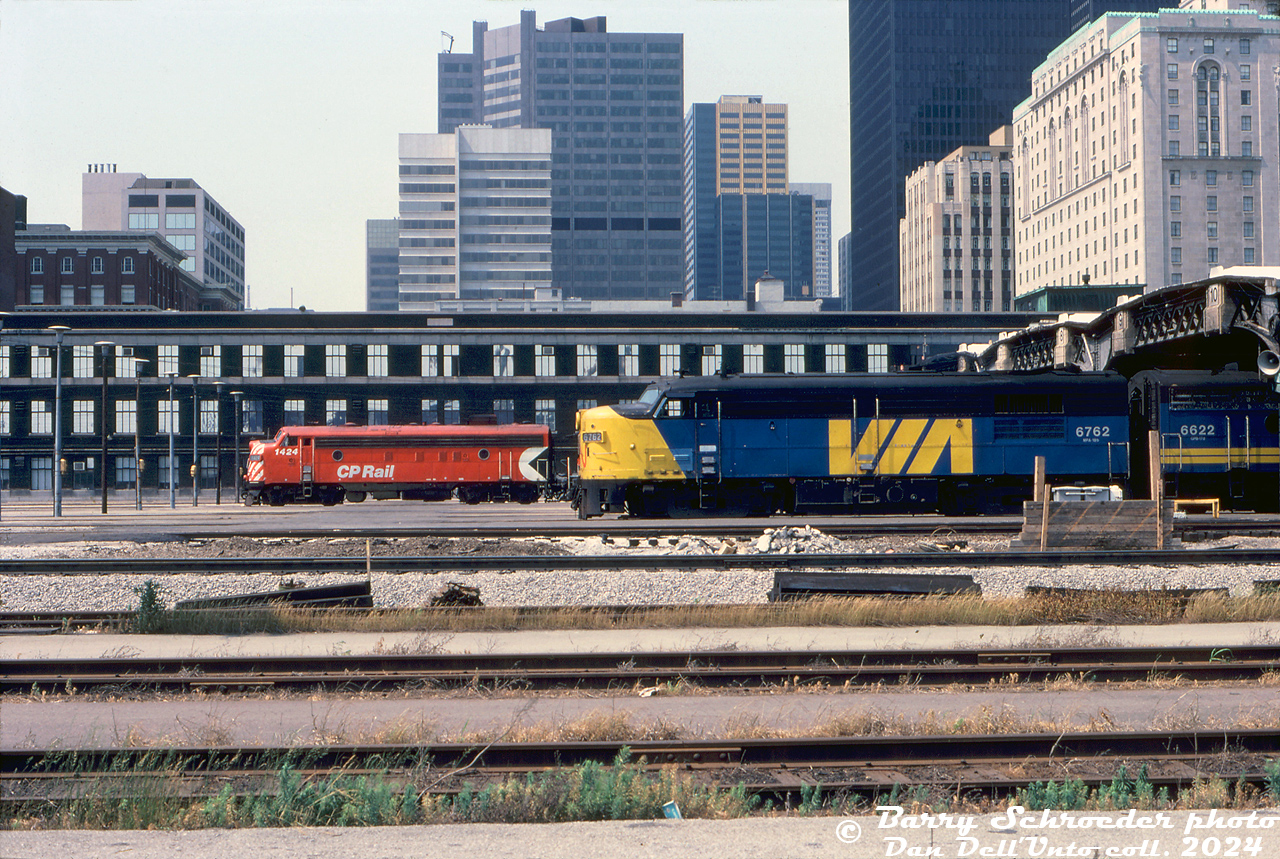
[694,398,717,419]
[662,398,688,418]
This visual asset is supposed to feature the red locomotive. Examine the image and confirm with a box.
[244,424,551,506]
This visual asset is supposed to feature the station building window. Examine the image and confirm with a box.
[325,345,346,378]
[659,344,681,376]
[535,398,556,431]
[368,399,389,425]
[30,402,52,435]
[576,345,598,377]
[867,344,889,374]
[825,344,846,374]
[701,345,721,376]
[116,400,137,435]
[618,344,639,377]
[535,346,556,377]
[72,399,94,434]
[242,345,263,378]
[742,344,764,374]
[158,399,179,434]
[325,399,348,426]
[284,398,306,426]
[367,345,388,377]
[241,400,264,434]
[494,344,514,377]
[494,399,515,424]
[783,344,804,374]
[285,345,305,377]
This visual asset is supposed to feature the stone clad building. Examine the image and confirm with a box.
[1013,0,1279,295]
[899,128,1015,312]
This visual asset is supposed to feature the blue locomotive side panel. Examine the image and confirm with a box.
[1158,386,1279,474]
[656,412,1128,481]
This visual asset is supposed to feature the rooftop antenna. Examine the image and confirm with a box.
[441,31,454,52]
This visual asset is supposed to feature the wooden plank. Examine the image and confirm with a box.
[771,572,980,600]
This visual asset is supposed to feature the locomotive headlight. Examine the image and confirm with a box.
[581,431,604,444]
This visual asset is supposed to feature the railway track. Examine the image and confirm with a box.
[5,645,1277,693]
[139,515,1280,541]
[5,546,1280,577]
[5,729,1278,805]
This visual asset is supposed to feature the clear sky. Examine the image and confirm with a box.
[1,0,850,312]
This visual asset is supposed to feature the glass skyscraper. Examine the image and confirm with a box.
[438,12,684,301]
[846,0,1162,312]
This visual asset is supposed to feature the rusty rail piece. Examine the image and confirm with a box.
[5,645,1277,693]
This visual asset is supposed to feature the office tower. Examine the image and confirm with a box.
[790,183,832,298]
[1014,1,1278,293]
[438,12,684,301]
[366,219,399,311]
[716,193,814,301]
[900,128,1014,313]
[711,96,788,193]
[0,186,20,311]
[398,127,552,305]
[684,96,816,301]
[81,165,245,310]
[838,231,852,302]
[1071,0,1164,31]
[846,0,1161,312]
[438,21,488,134]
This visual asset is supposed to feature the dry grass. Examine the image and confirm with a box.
[138,591,1280,635]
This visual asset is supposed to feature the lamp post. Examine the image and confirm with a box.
[214,381,225,504]
[0,312,9,523]
[133,358,150,510]
[95,341,114,515]
[188,374,200,506]
[230,390,244,505]
[48,325,70,517]
[166,373,177,509]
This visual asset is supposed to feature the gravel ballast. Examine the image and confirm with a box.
[1,528,1277,611]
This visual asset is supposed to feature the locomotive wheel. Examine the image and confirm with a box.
[345,491,367,503]
[266,488,285,507]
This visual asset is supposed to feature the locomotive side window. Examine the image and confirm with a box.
[478,448,490,460]
[332,450,344,462]
[695,398,717,419]
[994,393,1063,414]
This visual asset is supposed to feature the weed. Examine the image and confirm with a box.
[131,580,168,633]
[1264,759,1280,802]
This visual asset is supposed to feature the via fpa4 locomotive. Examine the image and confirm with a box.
[573,369,1280,517]
[245,424,551,506]
[573,372,1132,518]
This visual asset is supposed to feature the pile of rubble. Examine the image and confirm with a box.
[748,525,852,554]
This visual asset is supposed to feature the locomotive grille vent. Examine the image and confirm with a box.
[993,416,1065,440]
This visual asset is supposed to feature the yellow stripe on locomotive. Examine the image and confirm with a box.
[828,418,973,476]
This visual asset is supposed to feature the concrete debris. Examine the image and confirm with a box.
[430,582,483,607]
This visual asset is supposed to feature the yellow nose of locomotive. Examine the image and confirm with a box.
[576,404,683,482]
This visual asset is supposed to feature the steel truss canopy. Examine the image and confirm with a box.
[970,272,1280,376]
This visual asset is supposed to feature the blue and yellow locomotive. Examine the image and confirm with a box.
[573,371,1133,518]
